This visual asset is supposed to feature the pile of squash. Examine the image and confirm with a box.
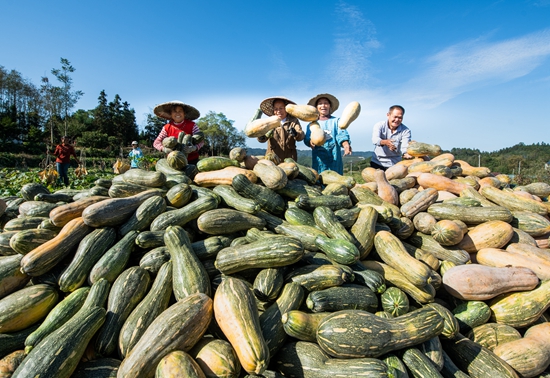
[0,141,550,378]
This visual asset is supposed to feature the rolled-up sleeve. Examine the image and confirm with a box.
[336,129,350,146]
[372,121,384,146]
[153,127,168,151]
[192,124,205,151]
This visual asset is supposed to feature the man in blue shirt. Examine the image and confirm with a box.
[371,105,412,170]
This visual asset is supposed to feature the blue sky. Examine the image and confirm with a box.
[2,0,549,153]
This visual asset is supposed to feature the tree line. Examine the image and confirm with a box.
[450,143,550,183]
[0,58,246,159]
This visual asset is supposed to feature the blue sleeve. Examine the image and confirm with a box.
[336,128,350,145]
[304,123,311,148]
[334,118,349,145]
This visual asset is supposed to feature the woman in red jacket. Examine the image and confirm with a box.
[52,136,80,186]
[153,100,204,165]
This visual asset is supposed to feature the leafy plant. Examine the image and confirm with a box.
[0,167,116,197]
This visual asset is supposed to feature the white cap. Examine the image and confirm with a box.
[132,141,138,145]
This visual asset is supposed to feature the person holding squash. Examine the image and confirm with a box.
[49,136,80,187]
[370,105,412,170]
[256,96,305,160]
[304,93,352,175]
[153,100,204,165]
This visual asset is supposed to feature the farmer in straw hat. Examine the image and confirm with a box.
[304,93,352,175]
[257,96,305,160]
[153,100,204,165]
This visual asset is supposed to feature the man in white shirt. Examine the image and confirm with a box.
[371,105,412,170]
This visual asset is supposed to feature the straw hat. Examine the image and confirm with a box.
[154,100,200,121]
[308,93,340,113]
[260,96,296,116]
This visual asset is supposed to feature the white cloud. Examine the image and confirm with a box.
[401,28,550,108]
[134,25,550,154]
[326,1,380,88]
[267,48,293,84]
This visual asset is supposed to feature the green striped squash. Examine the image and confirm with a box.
[94,266,151,357]
[117,293,212,378]
[213,276,269,375]
[381,287,409,317]
[259,282,305,357]
[24,286,89,353]
[118,261,173,358]
[316,306,444,358]
[164,226,211,300]
[11,306,106,378]
[88,231,138,285]
[0,284,59,333]
[58,227,116,292]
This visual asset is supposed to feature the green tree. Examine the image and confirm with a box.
[108,94,124,145]
[40,76,62,145]
[142,112,165,147]
[21,111,46,155]
[120,100,139,145]
[69,109,94,134]
[1,67,42,152]
[448,143,550,183]
[196,111,246,156]
[79,131,109,149]
[107,95,139,148]
[89,91,138,151]
[93,90,110,136]
[51,58,83,136]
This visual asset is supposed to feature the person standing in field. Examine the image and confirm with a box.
[153,100,204,165]
[128,141,143,169]
[257,96,305,160]
[51,136,80,186]
[370,105,412,170]
[304,93,352,174]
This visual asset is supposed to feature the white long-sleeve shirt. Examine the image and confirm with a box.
[371,120,411,168]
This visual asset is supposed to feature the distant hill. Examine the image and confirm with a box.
[449,142,550,182]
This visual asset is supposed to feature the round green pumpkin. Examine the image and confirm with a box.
[162,136,178,149]
[166,150,188,170]
[431,220,464,246]
[381,287,409,317]
[20,183,50,201]
[166,183,193,208]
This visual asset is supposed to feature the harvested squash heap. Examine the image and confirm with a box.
[1,140,550,378]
